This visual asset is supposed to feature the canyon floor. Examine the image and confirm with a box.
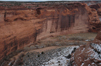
[1,32,97,66]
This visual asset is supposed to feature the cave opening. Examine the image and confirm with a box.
[92,27,96,29]
[14,18,25,21]
[36,8,42,15]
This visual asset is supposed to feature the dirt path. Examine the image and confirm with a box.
[27,46,60,53]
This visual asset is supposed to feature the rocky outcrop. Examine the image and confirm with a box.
[88,3,101,32]
[4,10,37,22]
[69,31,101,66]
[97,8,101,16]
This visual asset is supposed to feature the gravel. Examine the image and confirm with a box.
[22,46,79,66]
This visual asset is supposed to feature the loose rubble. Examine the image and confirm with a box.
[23,46,79,66]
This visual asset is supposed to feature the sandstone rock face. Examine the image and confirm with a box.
[0,19,38,60]
[88,3,101,32]
[97,8,101,16]
[70,31,101,66]
[37,3,89,40]
[4,10,37,22]
[0,10,43,60]
[0,2,101,61]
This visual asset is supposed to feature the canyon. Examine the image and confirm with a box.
[0,1,101,66]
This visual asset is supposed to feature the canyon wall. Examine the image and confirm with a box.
[37,4,89,40]
[88,3,101,32]
[0,10,43,60]
[0,2,101,61]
